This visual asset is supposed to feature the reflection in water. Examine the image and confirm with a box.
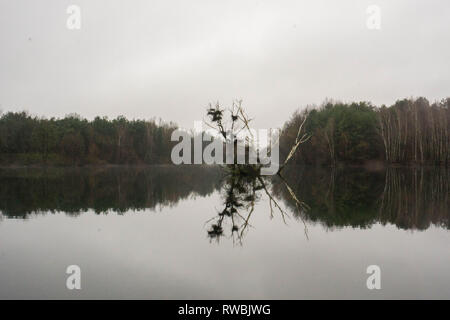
[272,166,449,231]
[205,166,304,244]
[1,165,448,299]
[0,165,222,218]
[379,168,449,230]
[0,166,448,234]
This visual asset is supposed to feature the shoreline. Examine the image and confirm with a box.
[0,162,447,170]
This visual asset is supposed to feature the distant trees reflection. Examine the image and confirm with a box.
[0,166,221,217]
[0,166,448,233]
[272,166,449,231]
[379,168,449,230]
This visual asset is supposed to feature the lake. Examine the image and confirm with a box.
[0,165,448,299]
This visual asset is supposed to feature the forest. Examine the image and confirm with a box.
[0,97,448,166]
[0,113,177,165]
[280,97,450,166]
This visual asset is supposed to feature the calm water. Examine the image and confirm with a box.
[0,165,449,299]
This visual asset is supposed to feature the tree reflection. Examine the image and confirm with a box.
[379,167,449,230]
[0,165,222,218]
[0,165,447,244]
[272,166,449,231]
[206,165,309,244]
[203,101,311,244]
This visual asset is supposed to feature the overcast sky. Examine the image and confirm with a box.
[0,0,449,130]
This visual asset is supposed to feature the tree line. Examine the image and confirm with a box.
[0,112,177,165]
[0,96,449,166]
[280,97,450,166]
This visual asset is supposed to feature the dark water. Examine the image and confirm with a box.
[0,165,448,299]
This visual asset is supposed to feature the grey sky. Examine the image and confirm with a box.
[0,0,449,130]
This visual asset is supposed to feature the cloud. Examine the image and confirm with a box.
[0,0,449,130]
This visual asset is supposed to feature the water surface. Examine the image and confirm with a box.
[0,166,448,299]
